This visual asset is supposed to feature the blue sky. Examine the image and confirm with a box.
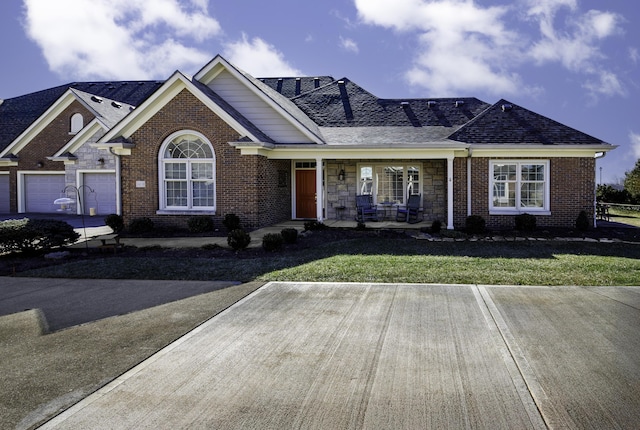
[1,0,638,184]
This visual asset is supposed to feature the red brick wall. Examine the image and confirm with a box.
[454,157,595,229]
[122,89,291,230]
[1,101,92,212]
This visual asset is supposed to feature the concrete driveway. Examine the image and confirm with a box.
[37,282,640,429]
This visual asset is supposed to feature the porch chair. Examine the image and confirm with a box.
[396,194,423,224]
[355,194,379,222]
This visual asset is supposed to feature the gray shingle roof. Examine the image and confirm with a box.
[0,81,162,152]
[290,78,490,129]
[259,77,335,98]
[70,89,134,128]
[449,99,607,145]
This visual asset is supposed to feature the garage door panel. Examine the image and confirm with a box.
[83,173,116,215]
[25,174,65,213]
[0,175,9,213]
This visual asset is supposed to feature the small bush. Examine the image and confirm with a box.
[262,233,284,252]
[0,218,80,254]
[515,213,537,231]
[188,215,215,233]
[304,220,326,231]
[281,228,298,244]
[222,214,241,232]
[431,219,442,234]
[128,217,154,234]
[104,214,124,233]
[576,210,591,231]
[355,222,367,231]
[465,215,486,234]
[227,229,251,250]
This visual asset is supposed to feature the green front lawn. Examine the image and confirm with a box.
[17,237,640,286]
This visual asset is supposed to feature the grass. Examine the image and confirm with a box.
[18,237,640,286]
[609,207,640,227]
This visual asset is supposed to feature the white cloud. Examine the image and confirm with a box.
[630,47,640,64]
[222,34,302,77]
[631,132,640,159]
[354,0,625,98]
[355,0,527,97]
[23,0,221,80]
[340,37,359,53]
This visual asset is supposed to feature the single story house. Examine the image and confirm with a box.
[0,55,616,230]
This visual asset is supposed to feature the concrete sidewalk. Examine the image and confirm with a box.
[39,282,640,429]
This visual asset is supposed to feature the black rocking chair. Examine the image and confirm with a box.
[396,194,423,223]
[355,194,379,222]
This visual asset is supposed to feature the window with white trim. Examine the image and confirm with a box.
[159,132,215,211]
[358,163,421,205]
[490,160,549,213]
[70,113,83,134]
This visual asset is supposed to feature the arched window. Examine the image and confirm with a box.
[70,113,83,133]
[159,131,215,211]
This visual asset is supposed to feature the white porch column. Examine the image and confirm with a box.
[316,157,323,222]
[447,156,454,230]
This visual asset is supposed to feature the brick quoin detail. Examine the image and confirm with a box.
[121,89,291,230]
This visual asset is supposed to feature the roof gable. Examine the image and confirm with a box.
[449,99,608,145]
[195,55,324,144]
[99,71,271,145]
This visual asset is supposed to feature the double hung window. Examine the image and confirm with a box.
[490,160,549,213]
[358,163,421,205]
[159,132,215,211]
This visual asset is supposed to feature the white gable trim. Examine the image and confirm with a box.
[0,90,78,158]
[99,71,262,145]
[195,55,324,144]
[50,119,106,160]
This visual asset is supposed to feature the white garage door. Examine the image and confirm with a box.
[83,173,117,215]
[24,174,65,213]
[0,175,9,213]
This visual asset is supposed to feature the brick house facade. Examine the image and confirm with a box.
[0,55,615,231]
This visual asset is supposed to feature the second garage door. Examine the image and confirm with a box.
[24,174,65,213]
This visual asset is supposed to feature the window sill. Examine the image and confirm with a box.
[489,209,551,216]
[157,210,216,216]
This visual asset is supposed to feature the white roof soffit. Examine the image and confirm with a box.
[469,144,617,158]
[99,71,263,145]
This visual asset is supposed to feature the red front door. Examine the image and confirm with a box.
[296,170,316,219]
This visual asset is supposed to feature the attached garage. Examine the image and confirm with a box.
[0,174,9,213]
[23,173,65,213]
[83,172,117,215]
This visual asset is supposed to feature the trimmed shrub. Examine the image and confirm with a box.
[304,220,326,231]
[355,222,367,231]
[465,215,486,234]
[576,210,591,231]
[431,219,442,234]
[0,218,80,254]
[188,215,215,233]
[222,214,241,232]
[262,233,284,252]
[128,217,154,234]
[104,213,124,233]
[227,229,251,250]
[515,213,537,231]
[281,228,298,244]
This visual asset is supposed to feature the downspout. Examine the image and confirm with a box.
[594,151,607,228]
[109,147,122,216]
[447,156,454,230]
[316,157,324,222]
[467,147,472,217]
